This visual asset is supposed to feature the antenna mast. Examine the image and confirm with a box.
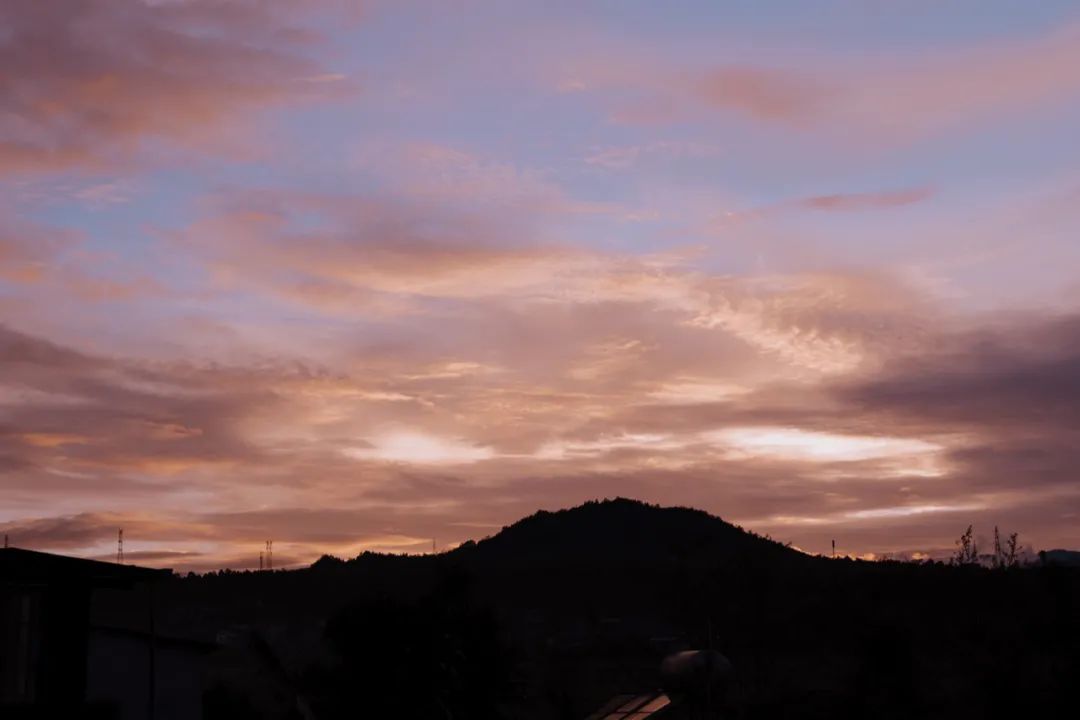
[265,540,273,570]
[117,528,124,564]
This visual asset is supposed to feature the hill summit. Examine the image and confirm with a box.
[454,497,810,571]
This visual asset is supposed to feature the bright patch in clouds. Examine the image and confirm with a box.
[345,432,494,465]
[713,427,941,463]
[742,502,984,529]
[648,378,750,404]
[535,433,683,460]
[845,503,983,520]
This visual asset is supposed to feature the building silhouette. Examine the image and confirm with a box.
[0,548,209,719]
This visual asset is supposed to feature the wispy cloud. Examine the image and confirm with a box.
[801,188,934,211]
[574,21,1080,144]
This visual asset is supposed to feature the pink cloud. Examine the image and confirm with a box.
[801,188,934,211]
[696,66,827,123]
[0,210,76,282]
[352,141,618,216]
[0,208,162,305]
[710,186,934,234]
[841,23,1080,138]
[584,141,722,170]
[0,0,345,174]
[575,21,1080,143]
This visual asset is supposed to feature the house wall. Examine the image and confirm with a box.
[1,586,91,707]
[85,629,203,720]
[0,589,42,704]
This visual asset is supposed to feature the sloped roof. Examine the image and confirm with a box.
[0,547,171,587]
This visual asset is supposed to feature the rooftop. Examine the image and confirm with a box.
[0,547,172,587]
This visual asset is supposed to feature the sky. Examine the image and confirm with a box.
[3,0,1080,570]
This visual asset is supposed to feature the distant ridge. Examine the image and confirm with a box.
[449,497,811,571]
[1041,549,1080,567]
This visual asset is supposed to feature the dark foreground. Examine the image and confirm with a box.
[7,499,1080,718]
[178,500,1080,718]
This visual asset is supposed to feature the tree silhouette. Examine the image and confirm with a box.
[952,525,978,565]
[992,526,1020,569]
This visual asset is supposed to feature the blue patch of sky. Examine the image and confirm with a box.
[574,0,1078,51]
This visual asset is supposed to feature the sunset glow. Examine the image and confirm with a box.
[345,432,496,465]
[3,1,1080,570]
[713,428,941,463]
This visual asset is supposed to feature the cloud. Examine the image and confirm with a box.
[840,313,1080,431]
[0,511,212,550]
[801,188,934,212]
[709,187,934,235]
[0,152,979,570]
[0,263,952,568]
[578,21,1080,143]
[584,141,722,170]
[0,323,285,496]
[5,3,1080,571]
[0,210,77,283]
[0,205,177,308]
[178,186,934,385]
[184,201,594,308]
[696,66,827,123]
[0,0,343,174]
[373,142,614,215]
[710,427,941,464]
[344,431,495,465]
[841,22,1080,139]
[790,312,1080,550]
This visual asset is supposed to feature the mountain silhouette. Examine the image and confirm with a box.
[452,498,809,572]
[152,498,1080,719]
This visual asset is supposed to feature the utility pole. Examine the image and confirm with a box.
[265,540,273,570]
[832,539,835,558]
[259,551,264,571]
[117,528,124,564]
